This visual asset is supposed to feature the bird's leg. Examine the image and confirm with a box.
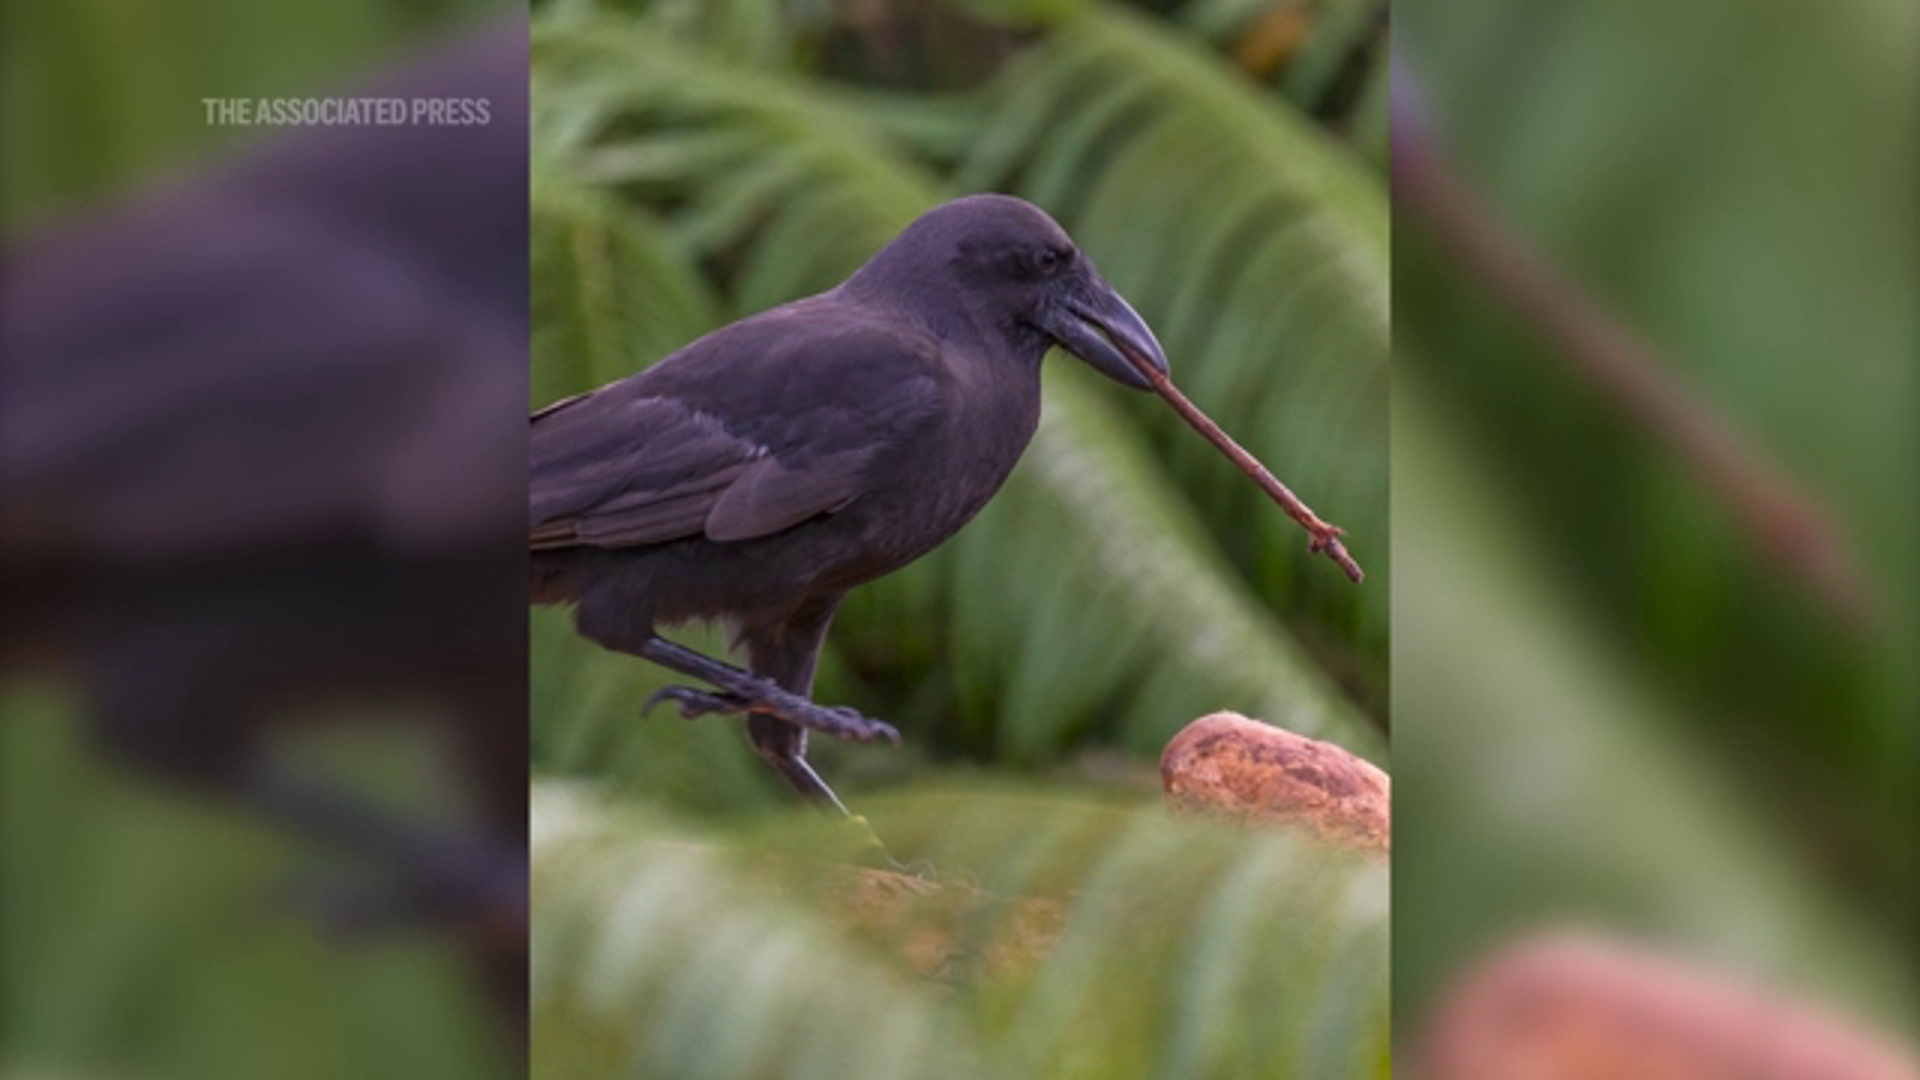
[746,713,853,816]
[745,712,927,876]
[240,761,528,937]
[636,636,900,745]
[88,653,526,939]
[729,599,930,878]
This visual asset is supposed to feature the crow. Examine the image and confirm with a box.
[530,194,1168,817]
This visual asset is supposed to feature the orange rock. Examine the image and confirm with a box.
[1159,711,1390,853]
[1415,933,1920,1080]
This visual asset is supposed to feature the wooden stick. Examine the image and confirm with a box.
[1391,85,1871,628]
[1127,356,1364,584]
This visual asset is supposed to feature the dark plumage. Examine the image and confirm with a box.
[531,194,1168,813]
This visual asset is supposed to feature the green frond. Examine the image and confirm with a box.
[1272,1,1385,113]
[531,173,722,405]
[1179,0,1389,124]
[1,693,511,1080]
[942,365,1381,762]
[532,782,1390,1080]
[965,7,1390,707]
[533,17,938,305]
[535,0,803,67]
[1390,386,1919,1037]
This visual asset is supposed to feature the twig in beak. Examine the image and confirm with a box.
[1126,352,1364,584]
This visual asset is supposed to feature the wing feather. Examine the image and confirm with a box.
[529,305,946,552]
[703,450,870,542]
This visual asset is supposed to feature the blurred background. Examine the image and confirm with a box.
[1392,0,1917,1069]
[3,2,527,1078]
[525,0,1390,1077]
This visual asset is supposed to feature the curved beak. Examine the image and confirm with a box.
[1042,281,1169,391]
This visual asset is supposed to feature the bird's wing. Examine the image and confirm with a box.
[529,309,945,550]
[1,197,525,559]
[701,450,875,543]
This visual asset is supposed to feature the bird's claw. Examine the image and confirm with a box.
[741,689,900,745]
[644,683,899,745]
[806,703,901,745]
[644,685,750,720]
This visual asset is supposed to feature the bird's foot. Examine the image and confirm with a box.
[645,682,900,746]
[778,699,900,745]
[269,839,527,943]
[241,766,527,942]
[635,637,901,744]
[644,685,750,720]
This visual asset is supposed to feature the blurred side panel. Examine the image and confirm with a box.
[1390,0,1918,1070]
[1,3,529,1078]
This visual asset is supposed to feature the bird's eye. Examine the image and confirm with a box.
[1035,248,1064,275]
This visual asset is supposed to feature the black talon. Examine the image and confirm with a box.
[780,699,899,745]
[641,681,896,744]
[643,685,749,720]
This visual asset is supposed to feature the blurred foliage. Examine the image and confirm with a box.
[1394,0,1917,1051]
[2,688,510,1079]
[1,2,519,1078]
[527,0,1392,1075]
[1391,389,1918,1036]
[533,781,1388,1080]
[1182,0,1387,163]
[0,0,502,226]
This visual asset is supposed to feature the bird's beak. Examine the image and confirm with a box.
[1046,283,1169,391]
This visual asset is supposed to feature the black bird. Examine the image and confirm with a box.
[531,194,1168,814]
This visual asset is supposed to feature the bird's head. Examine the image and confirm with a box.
[848,194,1170,390]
